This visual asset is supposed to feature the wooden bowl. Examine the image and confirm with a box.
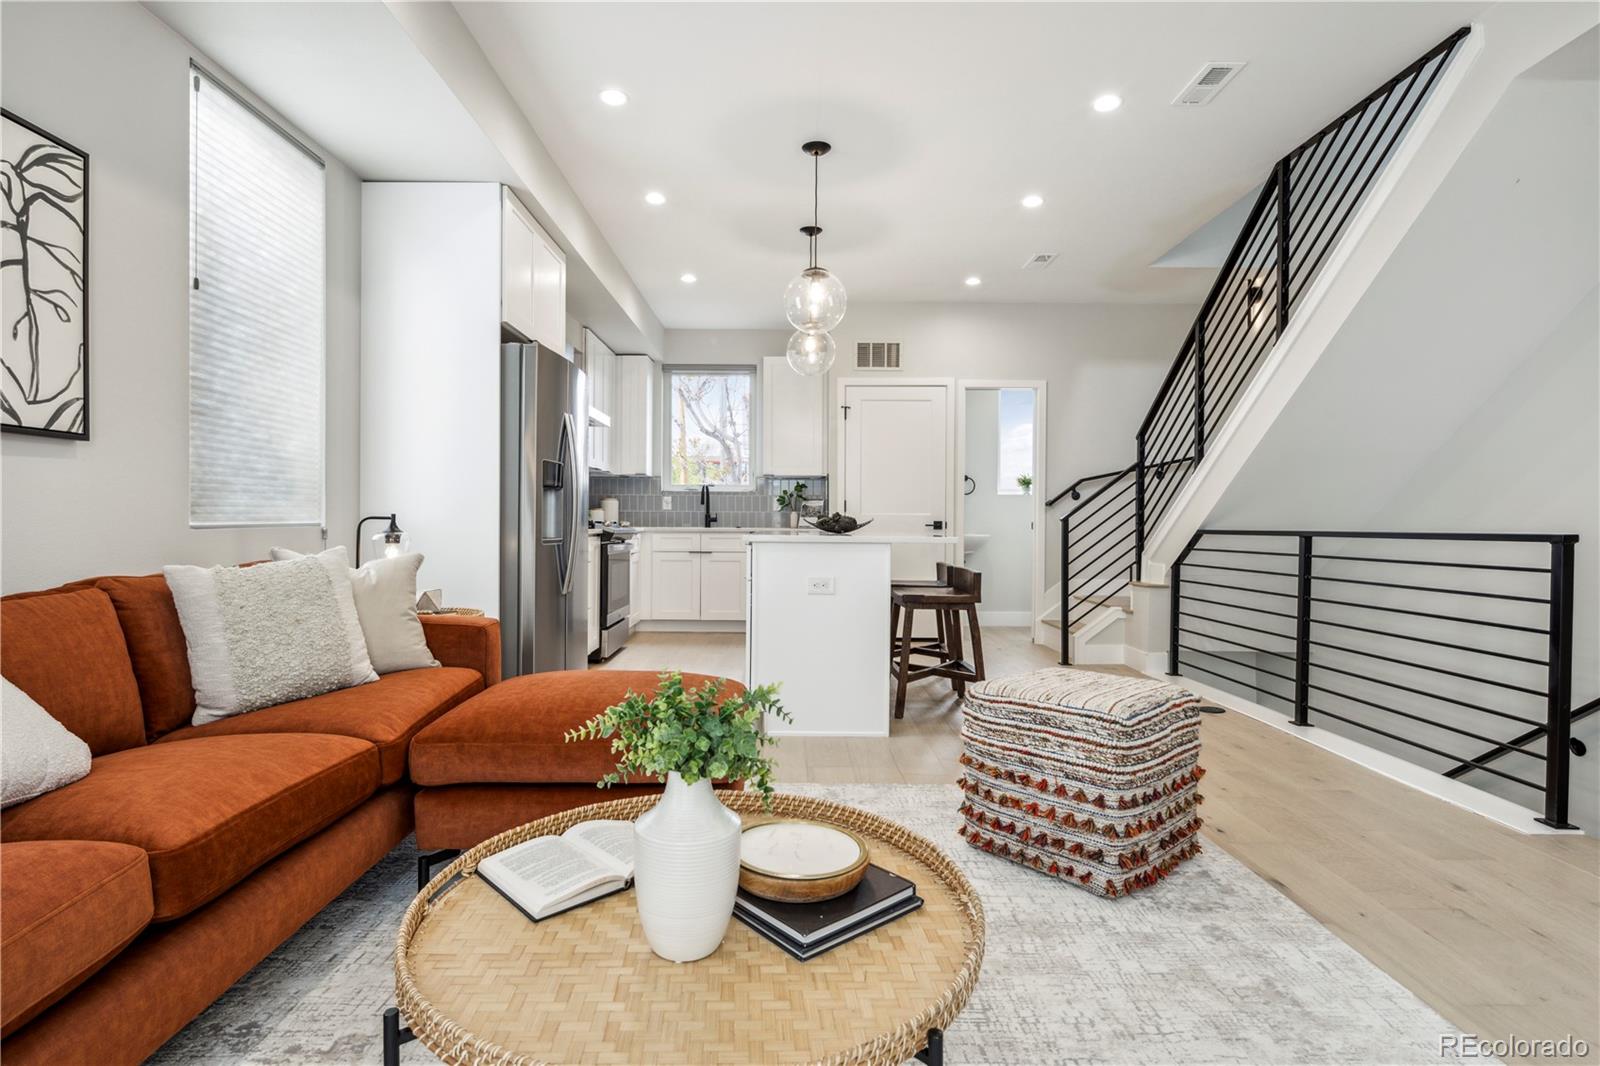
[738,820,870,903]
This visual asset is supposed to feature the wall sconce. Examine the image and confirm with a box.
[356,513,409,566]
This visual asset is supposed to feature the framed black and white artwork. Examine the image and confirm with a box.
[2,109,89,440]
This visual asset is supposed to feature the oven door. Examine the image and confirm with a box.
[603,540,630,627]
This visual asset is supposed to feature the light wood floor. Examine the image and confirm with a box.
[598,628,1600,1062]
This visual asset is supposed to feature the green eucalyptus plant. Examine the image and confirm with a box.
[565,672,791,806]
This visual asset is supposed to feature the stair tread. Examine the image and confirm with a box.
[1068,594,1133,612]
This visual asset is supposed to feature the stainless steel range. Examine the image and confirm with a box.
[591,526,638,662]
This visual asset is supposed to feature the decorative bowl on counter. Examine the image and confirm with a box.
[738,820,870,902]
[802,513,875,535]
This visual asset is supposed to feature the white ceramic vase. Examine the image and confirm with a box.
[632,772,741,962]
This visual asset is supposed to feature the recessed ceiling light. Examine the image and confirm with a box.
[965,275,982,287]
[680,273,697,284]
[1093,93,1123,113]
[644,191,666,206]
[1021,194,1044,209]
[599,88,628,107]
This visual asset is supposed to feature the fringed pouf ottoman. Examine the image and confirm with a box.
[957,668,1205,897]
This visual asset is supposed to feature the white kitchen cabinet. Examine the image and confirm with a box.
[609,354,657,476]
[762,355,827,476]
[650,550,701,619]
[586,328,617,472]
[586,536,601,654]
[628,543,643,625]
[699,553,747,621]
[502,189,566,352]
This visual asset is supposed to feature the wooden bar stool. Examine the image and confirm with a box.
[889,562,950,660]
[889,566,985,719]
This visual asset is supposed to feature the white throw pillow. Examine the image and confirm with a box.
[1,678,92,808]
[271,546,439,674]
[165,555,378,725]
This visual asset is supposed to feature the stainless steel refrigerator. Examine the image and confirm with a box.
[499,342,588,676]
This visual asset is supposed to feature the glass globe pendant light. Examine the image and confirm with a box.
[785,328,836,377]
[783,141,845,376]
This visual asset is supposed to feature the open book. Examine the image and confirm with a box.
[477,819,634,921]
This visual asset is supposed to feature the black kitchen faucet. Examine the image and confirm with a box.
[700,484,718,528]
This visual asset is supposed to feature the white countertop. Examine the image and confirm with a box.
[745,533,958,544]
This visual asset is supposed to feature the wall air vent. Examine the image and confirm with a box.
[1022,252,1058,270]
[1172,61,1246,106]
[855,341,901,370]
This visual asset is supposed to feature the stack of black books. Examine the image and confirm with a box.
[733,865,923,961]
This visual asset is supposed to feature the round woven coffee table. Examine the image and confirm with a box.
[387,791,986,1066]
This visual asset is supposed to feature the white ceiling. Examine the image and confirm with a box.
[457,2,1488,329]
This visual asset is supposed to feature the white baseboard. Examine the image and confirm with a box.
[1138,670,1579,836]
[635,620,747,633]
[1125,647,1168,675]
[1070,643,1126,666]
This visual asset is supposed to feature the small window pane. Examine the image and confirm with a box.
[188,67,326,527]
[667,368,753,487]
[996,388,1034,494]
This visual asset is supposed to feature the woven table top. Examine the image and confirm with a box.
[395,791,986,1066]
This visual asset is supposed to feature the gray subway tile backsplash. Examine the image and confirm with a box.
[589,475,828,528]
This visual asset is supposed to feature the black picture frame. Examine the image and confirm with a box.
[2,108,89,441]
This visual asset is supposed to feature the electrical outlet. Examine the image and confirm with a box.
[806,577,835,595]
[661,495,671,510]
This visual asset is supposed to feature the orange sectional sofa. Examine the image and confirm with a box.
[0,573,500,1065]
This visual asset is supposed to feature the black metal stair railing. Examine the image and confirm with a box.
[1047,29,1469,660]
[1167,530,1585,830]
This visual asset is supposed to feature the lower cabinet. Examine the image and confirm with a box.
[644,533,747,622]
[586,537,601,654]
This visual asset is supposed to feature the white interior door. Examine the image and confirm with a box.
[842,384,952,581]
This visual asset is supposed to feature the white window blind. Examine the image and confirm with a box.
[188,64,326,528]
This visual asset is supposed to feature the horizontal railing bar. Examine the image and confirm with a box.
[1183,562,1299,579]
[1310,596,1549,635]
[1068,478,1136,531]
[1178,654,1297,703]
[1201,529,1575,543]
[1180,643,1300,687]
[1445,697,1600,779]
[1307,638,1549,697]
[1180,593,1299,621]
[1067,523,1135,575]
[1311,553,1551,575]
[1068,566,1133,619]
[1046,467,1125,509]
[1075,585,1133,625]
[1307,704,1543,791]
[1179,627,1295,661]
[1180,609,1297,644]
[1305,682,1548,757]
[1312,573,1549,604]
[1186,579,1298,600]
[1310,616,1549,666]
[1308,660,1545,727]
[1189,546,1299,558]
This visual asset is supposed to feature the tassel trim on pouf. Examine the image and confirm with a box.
[957,821,1204,898]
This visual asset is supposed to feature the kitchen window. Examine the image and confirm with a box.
[187,63,326,528]
[665,366,754,488]
[996,388,1035,494]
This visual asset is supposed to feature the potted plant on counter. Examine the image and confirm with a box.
[1016,474,1033,495]
[775,482,809,528]
[566,672,789,962]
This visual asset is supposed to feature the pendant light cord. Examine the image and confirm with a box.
[811,152,820,269]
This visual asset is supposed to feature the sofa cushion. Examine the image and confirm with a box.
[414,782,671,852]
[0,734,379,921]
[93,574,196,741]
[158,667,482,786]
[0,840,152,1036]
[409,671,746,786]
[0,588,145,755]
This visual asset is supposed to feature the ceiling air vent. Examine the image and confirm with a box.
[855,341,901,370]
[1022,252,1058,271]
[1172,61,1246,106]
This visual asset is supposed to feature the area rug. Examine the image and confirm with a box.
[149,783,1478,1065]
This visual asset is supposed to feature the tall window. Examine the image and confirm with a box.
[996,388,1034,494]
[188,64,326,527]
[666,367,754,487]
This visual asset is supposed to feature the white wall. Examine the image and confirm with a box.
[962,389,1033,617]
[0,2,361,593]
[667,301,1197,590]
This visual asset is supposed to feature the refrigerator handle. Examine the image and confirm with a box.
[558,411,580,597]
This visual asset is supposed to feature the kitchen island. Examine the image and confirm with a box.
[745,533,958,736]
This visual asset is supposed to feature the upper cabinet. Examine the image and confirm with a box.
[501,189,566,353]
[585,328,616,472]
[762,356,827,475]
[610,354,657,476]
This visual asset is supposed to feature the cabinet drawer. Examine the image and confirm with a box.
[700,533,747,554]
[650,533,699,552]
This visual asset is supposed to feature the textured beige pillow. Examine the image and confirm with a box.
[2,677,92,808]
[271,546,439,674]
[165,555,378,724]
